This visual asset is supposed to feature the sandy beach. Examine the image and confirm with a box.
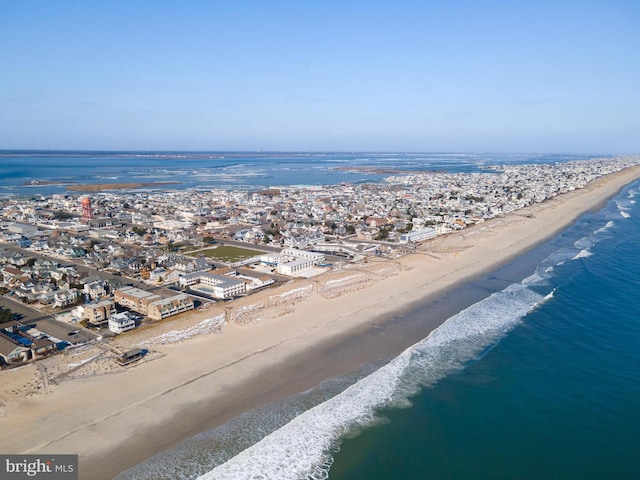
[2,165,640,480]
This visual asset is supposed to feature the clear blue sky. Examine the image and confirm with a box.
[1,1,638,153]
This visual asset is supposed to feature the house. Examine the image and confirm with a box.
[108,312,136,334]
[1,266,26,281]
[83,300,117,327]
[31,338,57,359]
[365,217,389,228]
[0,333,30,364]
[32,259,59,277]
[53,289,80,309]
[82,278,109,300]
[149,267,167,282]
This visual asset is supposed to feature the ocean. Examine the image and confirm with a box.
[109,168,640,479]
[327,185,640,480]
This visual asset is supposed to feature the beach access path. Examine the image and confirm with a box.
[1,165,640,480]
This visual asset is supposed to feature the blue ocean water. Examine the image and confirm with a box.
[115,177,640,480]
[328,183,640,480]
[0,151,603,197]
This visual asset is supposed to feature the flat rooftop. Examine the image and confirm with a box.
[117,286,162,301]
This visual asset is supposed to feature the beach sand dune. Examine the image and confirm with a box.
[1,165,639,480]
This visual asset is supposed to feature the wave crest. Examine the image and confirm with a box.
[199,283,548,480]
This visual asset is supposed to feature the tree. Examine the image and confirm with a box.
[0,307,15,322]
[203,236,216,244]
[374,227,390,241]
[397,222,413,234]
[345,225,356,235]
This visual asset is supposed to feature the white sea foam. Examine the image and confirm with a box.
[192,171,267,179]
[544,219,611,267]
[546,247,579,267]
[572,249,593,260]
[616,198,633,219]
[521,271,547,284]
[129,174,175,179]
[594,221,615,234]
[573,238,593,250]
[198,282,548,480]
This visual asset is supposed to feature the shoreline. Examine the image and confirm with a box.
[1,165,640,480]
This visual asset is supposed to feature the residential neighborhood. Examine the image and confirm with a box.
[1,155,638,368]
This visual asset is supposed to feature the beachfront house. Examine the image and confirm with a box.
[108,312,136,334]
[0,335,30,364]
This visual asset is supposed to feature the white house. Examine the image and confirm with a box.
[108,312,136,334]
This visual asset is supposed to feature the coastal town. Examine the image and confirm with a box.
[0,156,638,371]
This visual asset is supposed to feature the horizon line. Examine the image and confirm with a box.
[0,149,621,157]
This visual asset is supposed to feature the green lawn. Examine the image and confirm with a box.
[196,245,263,262]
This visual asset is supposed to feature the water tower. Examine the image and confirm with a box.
[81,197,92,222]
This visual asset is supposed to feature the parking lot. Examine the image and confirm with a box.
[34,318,96,345]
[0,296,51,324]
[0,296,96,345]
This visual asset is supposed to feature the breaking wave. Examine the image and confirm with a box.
[197,282,549,480]
[195,211,621,480]
[117,193,630,480]
[573,249,593,260]
[594,221,615,234]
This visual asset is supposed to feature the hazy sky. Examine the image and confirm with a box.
[1,1,639,153]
